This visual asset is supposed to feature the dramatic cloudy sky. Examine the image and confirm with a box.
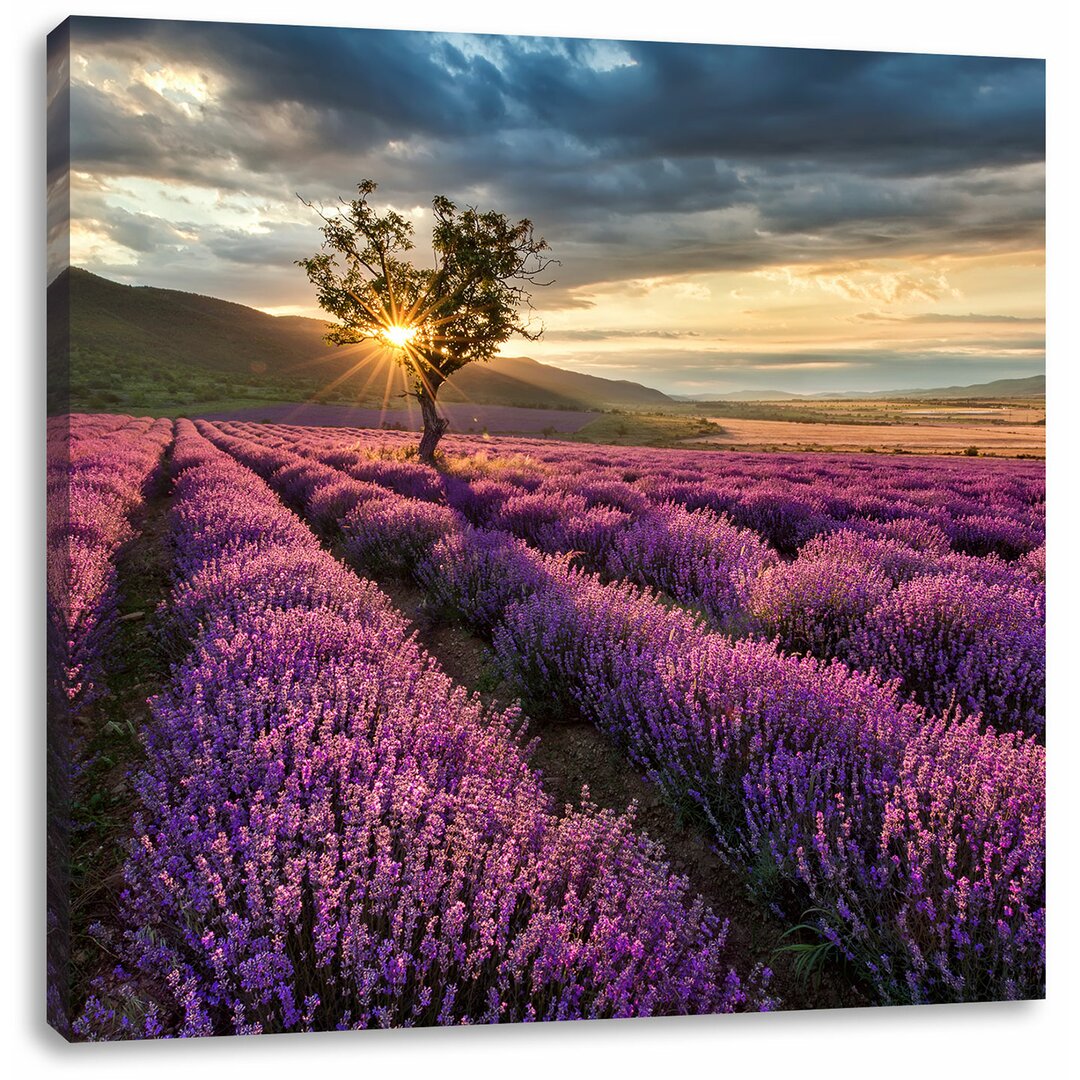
[48,17,1045,394]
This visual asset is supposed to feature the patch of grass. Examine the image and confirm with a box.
[439,450,543,482]
[691,401,892,425]
[361,443,420,462]
[747,845,783,903]
[773,910,849,991]
[472,664,505,695]
[57,344,348,417]
[568,411,719,447]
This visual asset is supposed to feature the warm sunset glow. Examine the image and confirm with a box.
[382,324,417,348]
[59,25,1045,396]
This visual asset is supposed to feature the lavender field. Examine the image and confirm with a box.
[48,413,1046,1037]
[195,403,600,434]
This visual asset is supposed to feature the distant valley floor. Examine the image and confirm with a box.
[134,397,1050,457]
[691,415,1045,457]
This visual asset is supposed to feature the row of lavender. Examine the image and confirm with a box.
[223,420,1044,562]
[240,421,1044,557]
[77,420,753,1037]
[472,432,1044,561]
[46,414,174,713]
[198,420,1045,1006]
[217,421,1045,737]
[47,413,174,1036]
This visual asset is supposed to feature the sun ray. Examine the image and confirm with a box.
[301,347,382,402]
[378,347,402,427]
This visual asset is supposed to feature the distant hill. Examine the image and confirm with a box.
[48,268,671,412]
[56,265,342,376]
[444,354,669,408]
[53,268,1039,412]
[671,389,807,402]
[876,375,1045,400]
[676,374,1045,403]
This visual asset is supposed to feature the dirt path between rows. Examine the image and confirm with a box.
[67,455,177,1021]
[377,577,870,1015]
[197,426,872,1014]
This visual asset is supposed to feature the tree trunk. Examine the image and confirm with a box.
[416,386,450,464]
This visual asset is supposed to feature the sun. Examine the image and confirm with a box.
[382,324,417,348]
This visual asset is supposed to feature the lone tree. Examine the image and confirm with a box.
[298,180,554,462]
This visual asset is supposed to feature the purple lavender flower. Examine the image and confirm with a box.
[78,421,750,1037]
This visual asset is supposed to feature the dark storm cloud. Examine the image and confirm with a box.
[487,40,1044,180]
[102,206,191,253]
[47,23,73,279]
[203,222,321,266]
[71,17,1040,164]
[47,27,71,189]
[60,17,1045,320]
[66,19,1044,190]
[67,19,515,156]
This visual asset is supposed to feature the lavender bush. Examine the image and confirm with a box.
[47,415,174,710]
[186,418,1045,1007]
[850,573,1045,737]
[76,422,752,1037]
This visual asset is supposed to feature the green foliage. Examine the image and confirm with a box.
[774,911,847,990]
[566,412,719,447]
[472,665,504,695]
[297,180,555,398]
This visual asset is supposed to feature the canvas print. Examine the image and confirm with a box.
[46,16,1046,1040]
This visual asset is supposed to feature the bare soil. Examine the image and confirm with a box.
[691,415,1044,456]
[378,577,870,1014]
[68,459,176,1018]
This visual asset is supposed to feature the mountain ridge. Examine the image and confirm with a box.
[51,268,1044,411]
[672,374,1045,402]
[50,267,671,411]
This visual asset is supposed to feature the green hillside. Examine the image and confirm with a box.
[47,268,672,414]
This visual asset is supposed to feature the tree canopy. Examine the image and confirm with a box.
[298,180,554,459]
